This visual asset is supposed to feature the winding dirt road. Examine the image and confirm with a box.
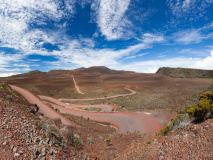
[39,95,118,112]
[10,85,79,127]
[10,84,161,134]
[58,88,136,102]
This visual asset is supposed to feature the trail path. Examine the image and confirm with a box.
[72,75,84,94]
[58,88,136,102]
[10,84,161,134]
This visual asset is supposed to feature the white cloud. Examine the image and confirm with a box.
[178,48,211,56]
[0,73,20,77]
[194,50,213,69]
[141,33,165,44]
[173,23,213,44]
[168,0,213,18]
[174,29,203,44]
[0,0,76,55]
[49,33,164,68]
[0,52,23,67]
[93,0,133,40]
[115,50,213,73]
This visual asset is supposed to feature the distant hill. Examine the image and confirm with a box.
[73,66,134,75]
[156,67,213,78]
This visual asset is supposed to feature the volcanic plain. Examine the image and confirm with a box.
[0,66,213,159]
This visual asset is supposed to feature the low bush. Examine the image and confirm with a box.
[6,95,13,102]
[187,91,213,121]
[87,137,94,144]
[20,104,26,110]
[105,137,111,145]
[157,114,190,136]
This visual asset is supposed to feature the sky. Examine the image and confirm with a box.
[0,0,213,77]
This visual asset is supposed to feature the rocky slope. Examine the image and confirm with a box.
[157,67,213,78]
[0,83,86,159]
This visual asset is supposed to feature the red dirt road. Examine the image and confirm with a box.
[11,84,161,134]
[72,75,84,94]
[39,95,118,112]
[10,85,78,127]
[58,88,136,102]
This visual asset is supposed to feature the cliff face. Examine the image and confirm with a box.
[156,67,213,78]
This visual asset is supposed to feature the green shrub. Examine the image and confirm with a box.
[6,95,13,102]
[147,140,152,144]
[87,137,94,144]
[35,120,42,129]
[187,91,213,121]
[105,137,111,145]
[157,114,190,136]
[73,134,83,148]
[20,104,26,110]
[55,108,60,113]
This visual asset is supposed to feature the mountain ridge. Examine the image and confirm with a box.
[157,67,213,78]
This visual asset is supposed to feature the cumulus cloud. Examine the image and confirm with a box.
[92,0,133,40]
[194,50,213,69]
[116,50,213,73]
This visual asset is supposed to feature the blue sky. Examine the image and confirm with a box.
[0,0,213,77]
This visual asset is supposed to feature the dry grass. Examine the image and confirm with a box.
[72,87,202,112]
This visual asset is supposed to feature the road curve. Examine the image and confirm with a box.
[9,85,79,127]
[39,95,118,112]
[10,85,161,134]
[58,88,136,102]
[39,95,161,134]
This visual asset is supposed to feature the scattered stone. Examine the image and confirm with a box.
[50,148,54,155]
[13,147,18,153]
[3,141,7,146]
[41,147,46,156]
[14,153,19,158]
[10,145,14,150]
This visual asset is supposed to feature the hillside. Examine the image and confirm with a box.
[157,67,213,78]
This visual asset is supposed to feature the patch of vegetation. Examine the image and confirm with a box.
[35,120,42,129]
[157,114,190,136]
[73,134,83,148]
[87,137,94,144]
[187,91,213,121]
[54,108,60,113]
[105,137,111,145]
[157,88,213,136]
[6,95,13,102]
[147,139,152,144]
[20,104,26,110]
[74,87,201,112]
